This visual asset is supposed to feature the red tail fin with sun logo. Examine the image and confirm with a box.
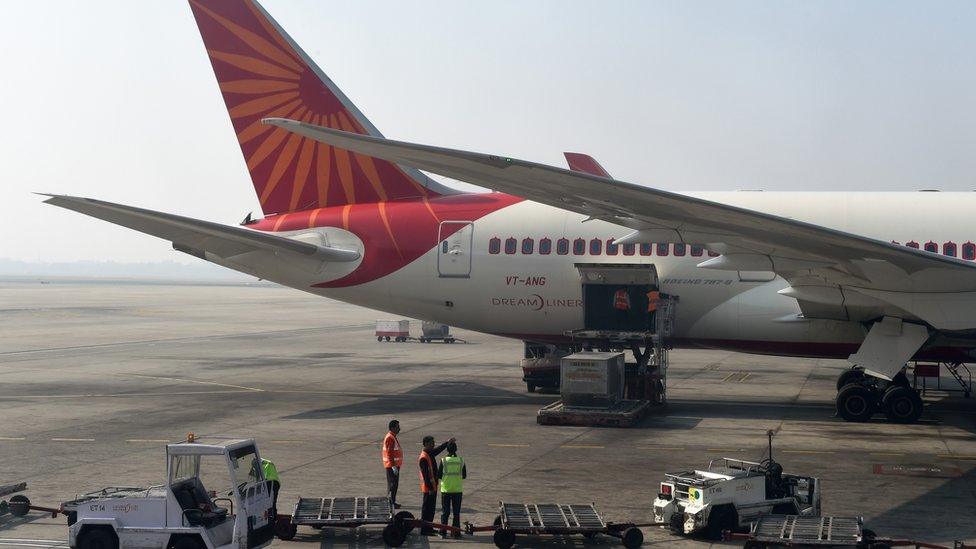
[188,0,454,215]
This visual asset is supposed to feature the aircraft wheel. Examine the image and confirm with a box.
[881,386,923,424]
[836,383,877,422]
[836,368,865,391]
[377,336,383,342]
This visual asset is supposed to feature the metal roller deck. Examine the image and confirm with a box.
[275,495,415,547]
[485,501,652,549]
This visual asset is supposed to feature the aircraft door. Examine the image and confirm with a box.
[437,221,473,278]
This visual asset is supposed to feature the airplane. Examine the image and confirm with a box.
[43,0,976,425]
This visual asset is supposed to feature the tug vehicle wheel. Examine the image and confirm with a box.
[8,495,30,517]
[836,383,877,422]
[493,528,516,549]
[382,523,406,547]
[170,536,205,549]
[79,528,118,549]
[705,506,737,540]
[881,386,923,424]
[622,527,644,548]
[836,368,865,391]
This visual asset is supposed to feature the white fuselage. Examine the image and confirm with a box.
[258,192,975,357]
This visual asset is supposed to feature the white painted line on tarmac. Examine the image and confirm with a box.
[0,436,26,441]
[118,373,264,392]
[50,438,95,442]
[126,439,170,443]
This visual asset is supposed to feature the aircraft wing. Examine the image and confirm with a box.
[42,194,360,263]
[264,118,976,330]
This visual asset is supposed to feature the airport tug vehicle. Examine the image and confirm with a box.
[653,433,820,539]
[68,438,274,549]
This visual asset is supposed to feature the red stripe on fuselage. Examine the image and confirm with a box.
[250,192,523,287]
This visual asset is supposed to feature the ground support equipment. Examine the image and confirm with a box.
[537,399,653,426]
[274,496,416,547]
[0,483,28,519]
[465,501,657,548]
[725,515,975,548]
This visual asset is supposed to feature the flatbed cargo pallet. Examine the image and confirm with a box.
[274,495,415,546]
[727,514,975,548]
[467,501,656,548]
[537,399,653,427]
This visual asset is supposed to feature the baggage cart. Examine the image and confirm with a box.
[467,501,654,549]
[419,321,456,343]
[375,320,410,342]
[274,496,415,547]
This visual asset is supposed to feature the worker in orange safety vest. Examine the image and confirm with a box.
[613,288,631,311]
[646,289,661,331]
[382,419,404,509]
[418,435,454,535]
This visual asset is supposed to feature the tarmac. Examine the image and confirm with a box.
[1,278,974,548]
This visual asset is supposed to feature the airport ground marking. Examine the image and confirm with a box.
[0,436,26,441]
[488,443,530,448]
[937,454,976,461]
[739,372,751,382]
[125,439,170,443]
[50,438,95,442]
[562,444,604,449]
[117,373,264,392]
[721,372,737,382]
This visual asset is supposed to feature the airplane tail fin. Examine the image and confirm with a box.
[188,0,454,215]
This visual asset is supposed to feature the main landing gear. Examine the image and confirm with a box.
[835,367,923,424]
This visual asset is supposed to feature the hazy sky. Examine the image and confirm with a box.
[2,1,974,263]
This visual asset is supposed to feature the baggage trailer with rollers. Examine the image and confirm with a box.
[274,496,416,547]
[375,320,410,342]
[725,514,976,548]
[466,501,657,548]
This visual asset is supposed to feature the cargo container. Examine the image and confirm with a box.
[560,352,625,407]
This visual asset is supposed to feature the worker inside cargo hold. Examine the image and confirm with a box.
[585,283,656,332]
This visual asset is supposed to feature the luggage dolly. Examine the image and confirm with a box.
[724,515,976,549]
[274,496,417,547]
[0,482,65,522]
[466,501,659,548]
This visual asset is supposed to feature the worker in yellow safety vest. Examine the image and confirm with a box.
[418,435,454,535]
[253,458,280,518]
[437,441,467,538]
[382,419,404,509]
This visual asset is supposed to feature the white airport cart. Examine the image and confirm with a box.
[418,321,456,343]
[375,320,410,342]
[653,434,820,540]
[67,438,274,549]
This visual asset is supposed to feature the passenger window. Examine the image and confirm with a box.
[504,237,517,254]
[673,243,686,256]
[906,241,919,249]
[589,238,602,255]
[521,238,534,254]
[964,242,976,260]
[573,238,585,255]
[488,237,501,255]
[656,243,669,257]
[539,238,552,255]
[639,243,653,256]
[557,238,569,255]
[924,241,938,253]
[943,242,957,257]
[606,239,618,255]
[622,243,636,256]
[690,245,703,257]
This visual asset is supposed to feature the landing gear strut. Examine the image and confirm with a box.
[835,367,923,424]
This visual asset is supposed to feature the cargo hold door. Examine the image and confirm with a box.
[437,221,473,278]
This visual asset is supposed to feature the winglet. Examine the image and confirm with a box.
[564,152,611,178]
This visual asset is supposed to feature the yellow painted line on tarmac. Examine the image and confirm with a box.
[782,450,833,455]
[721,372,737,382]
[739,373,751,382]
[126,439,170,443]
[0,437,26,441]
[51,438,95,442]
[488,443,530,448]
[562,444,605,449]
[937,454,976,461]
